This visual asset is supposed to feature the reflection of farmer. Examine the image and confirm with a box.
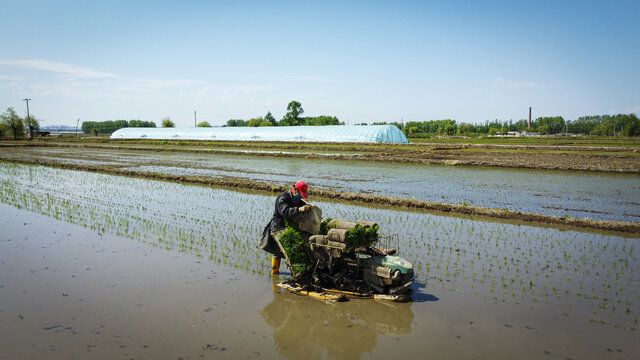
[261,280,414,360]
[259,180,311,274]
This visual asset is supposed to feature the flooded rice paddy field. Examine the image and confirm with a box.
[1,162,639,359]
[2,146,639,222]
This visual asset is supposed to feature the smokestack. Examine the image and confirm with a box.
[528,107,532,129]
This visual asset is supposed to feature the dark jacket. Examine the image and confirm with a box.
[258,190,303,256]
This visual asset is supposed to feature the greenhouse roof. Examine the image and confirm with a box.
[110,125,408,143]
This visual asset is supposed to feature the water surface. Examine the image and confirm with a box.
[1,164,639,359]
[2,147,638,222]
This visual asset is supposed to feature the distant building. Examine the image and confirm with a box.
[39,125,80,134]
[492,131,524,137]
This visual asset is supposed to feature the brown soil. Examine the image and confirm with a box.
[2,157,639,235]
[3,140,638,173]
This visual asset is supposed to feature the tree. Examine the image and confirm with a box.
[279,100,304,126]
[226,119,247,127]
[23,115,41,135]
[81,119,155,134]
[197,121,212,127]
[247,117,264,127]
[620,113,640,136]
[537,125,550,135]
[161,117,175,128]
[534,116,564,134]
[514,119,528,132]
[444,124,455,135]
[589,122,612,136]
[0,107,25,139]
[264,111,276,126]
[129,119,156,128]
[458,123,476,135]
[304,115,342,126]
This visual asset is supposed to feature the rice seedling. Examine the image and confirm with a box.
[0,161,638,330]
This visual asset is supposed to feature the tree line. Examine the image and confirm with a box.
[0,107,41,139]
[381,113,640,137]
[3,104,638,139]
[225,100,343,127]
[81,119,156,134]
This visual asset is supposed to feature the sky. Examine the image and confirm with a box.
[1,0,638,127]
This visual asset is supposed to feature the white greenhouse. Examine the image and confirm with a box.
[110,125,409,143]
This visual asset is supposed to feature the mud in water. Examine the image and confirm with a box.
[1,170,639,359]
[2,145,638,223]
[5,138,640,173]
[0,155,638,233]
[0,164,640,359]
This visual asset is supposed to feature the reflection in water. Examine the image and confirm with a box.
[260,280,414,360]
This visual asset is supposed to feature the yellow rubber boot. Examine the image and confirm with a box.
[272,257,281,275]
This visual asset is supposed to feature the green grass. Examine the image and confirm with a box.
[408,136,640,147]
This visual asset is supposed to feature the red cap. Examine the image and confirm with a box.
[295,180,308,199]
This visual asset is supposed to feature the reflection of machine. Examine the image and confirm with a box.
[276,207,415,302]
[262,279,414,360]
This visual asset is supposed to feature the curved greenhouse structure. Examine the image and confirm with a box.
[110,125,408,143]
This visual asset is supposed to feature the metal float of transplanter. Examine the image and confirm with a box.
[275,203,415,302]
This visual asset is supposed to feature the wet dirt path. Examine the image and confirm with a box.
[3,139,640,173]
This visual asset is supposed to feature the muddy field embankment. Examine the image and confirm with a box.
[3,139,639,173]
[2,157,639,235]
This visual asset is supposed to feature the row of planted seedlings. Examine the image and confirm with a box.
[0,162,276,276]
[0,161,638,330]
[9,145,639,223]
[299,201,639,331]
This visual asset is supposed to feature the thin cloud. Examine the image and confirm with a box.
[0,74,23,82]
[0,58,313,122]
[233,85,276,92]
[267,75,319,81]
[0,58,307,93]
[491,78,549,89]
[607,105,640,115]
[625,104,640,114]
[131,78,208,89]
[0,58,120,79]
[0,75,25,92]
[221,73,321,81]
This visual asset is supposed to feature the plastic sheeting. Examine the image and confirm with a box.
[110,125,408,143]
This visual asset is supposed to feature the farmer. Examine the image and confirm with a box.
[259,180,311,275]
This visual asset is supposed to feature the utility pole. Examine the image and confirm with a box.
[76,118,80,136]
[194,110,197,127]
[23,98,32,140]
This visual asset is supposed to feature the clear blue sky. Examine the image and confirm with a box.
[1,0,638,127]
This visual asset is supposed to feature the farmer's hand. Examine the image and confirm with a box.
[299,205,311,213]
